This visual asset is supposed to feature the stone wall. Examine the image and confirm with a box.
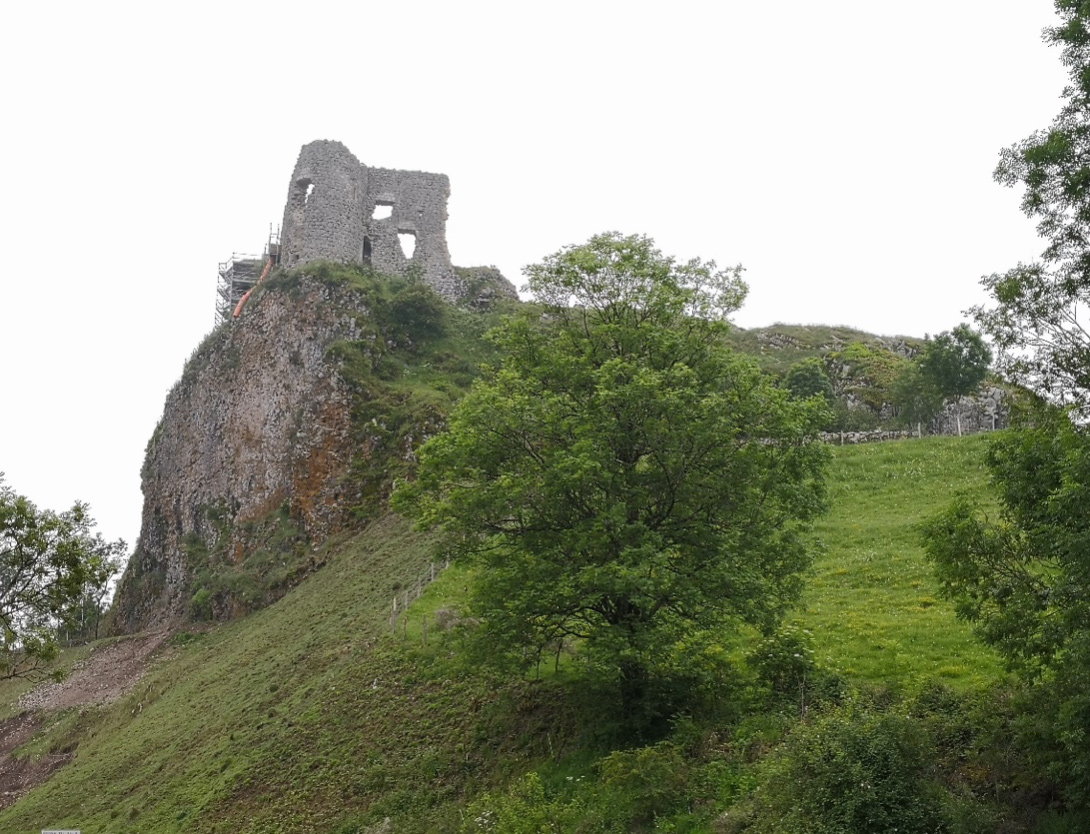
[820,429,916,445]
[931,386,1009,435]
[279,140,464,302]
[280,140,365,267]
[818,386,1012,445]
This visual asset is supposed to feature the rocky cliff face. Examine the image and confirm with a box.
[112,258,513,634]
[113,274,372,632]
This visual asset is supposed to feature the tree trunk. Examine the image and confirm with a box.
[619,659,649,731]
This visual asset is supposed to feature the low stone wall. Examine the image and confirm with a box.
[819,429,915,445]
[817,386,1011,445]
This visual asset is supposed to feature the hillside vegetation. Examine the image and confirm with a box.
[724,323,921,375]
[0,435,1014,833]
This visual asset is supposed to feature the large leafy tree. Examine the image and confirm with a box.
[0,475,125,679]
[890,364,944,430]
[394,233,829,724]
[888,325,991,434]
[917,324,993,435]
[973,3,1090,415]
[918,325,992,403]
[924,2,1090,806]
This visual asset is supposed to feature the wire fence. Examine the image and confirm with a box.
[389,558,451,642]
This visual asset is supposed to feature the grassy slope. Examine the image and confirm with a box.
[0,436,1001,833]
[0,517,562,834]
[797,434,1001,687]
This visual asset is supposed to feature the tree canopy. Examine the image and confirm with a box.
[972,3,1090,415]
[923,2,1090,807]
[782,358,834,404]
[917,324,992,403]
[394,233,830,726]
[907,324,992,434]
[0,476,124,679]
[920,408,1090,803]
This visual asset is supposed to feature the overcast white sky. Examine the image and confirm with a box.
[0,1,1070,553]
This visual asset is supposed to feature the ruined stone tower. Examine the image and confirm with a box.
[279,140,464,300]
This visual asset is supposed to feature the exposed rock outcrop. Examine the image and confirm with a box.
[931,386,1009,435]
[113,275,371,632]
[453,265,519,309]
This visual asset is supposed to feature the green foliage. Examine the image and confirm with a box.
[828,341,911,411]
[972,3,1090,416]
[750,703,949,834]
[453,266,521,311]
[827,400,882,432]
[782,358,834,403]
[823,342,913,432]
[917,325,992,402]
[594,742,691,829]
[0,475,124,678]
[921,406,1090,806]
[188,587,213,621]
[889,363,944,429]
[746,624,818,698]
[462,741,702,834]
[460,772,580,834]
[396,232,829,728]
[184,503,312,621]
[386,282,448,343]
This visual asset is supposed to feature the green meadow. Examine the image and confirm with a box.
[799,434,1001,687]
[0,434,1006,833]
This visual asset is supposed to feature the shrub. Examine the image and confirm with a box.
[829,342,910,415]
[746,624,816,697]
[751,703,947,834]
[386,283,447,343]
[459,772,582,834]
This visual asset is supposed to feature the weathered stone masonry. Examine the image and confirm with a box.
[280,139,465,301]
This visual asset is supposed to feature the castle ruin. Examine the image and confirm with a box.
[217,140,517,324]
[279,140,463,300]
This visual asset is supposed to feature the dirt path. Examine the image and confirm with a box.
[0,629,173,810]
[17,630,172,712]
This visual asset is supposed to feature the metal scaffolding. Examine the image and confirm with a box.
[216,255,263,325]
[216,228,280,325]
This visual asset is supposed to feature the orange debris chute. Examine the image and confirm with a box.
[232,256,275,319]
